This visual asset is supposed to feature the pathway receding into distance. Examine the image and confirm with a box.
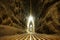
[0,34,60,40]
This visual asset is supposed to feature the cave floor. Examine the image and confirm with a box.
[0,34,60,40]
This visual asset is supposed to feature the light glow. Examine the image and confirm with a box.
[27,15,35,34]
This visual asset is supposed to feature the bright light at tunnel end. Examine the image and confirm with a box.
[29,15,33,21]
[27,15,35,34]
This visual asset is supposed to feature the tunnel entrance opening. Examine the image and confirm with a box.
[27,15,35,34]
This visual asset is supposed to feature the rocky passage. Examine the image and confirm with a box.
[0,0,60,39]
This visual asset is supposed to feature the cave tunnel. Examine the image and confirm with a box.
[0,0,60,40]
